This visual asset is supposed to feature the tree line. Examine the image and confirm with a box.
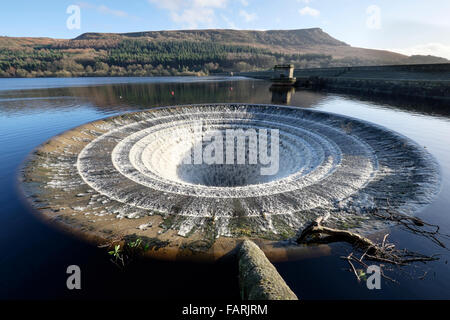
[0,38,335,78]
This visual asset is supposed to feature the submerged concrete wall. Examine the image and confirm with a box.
[238,240,298,300]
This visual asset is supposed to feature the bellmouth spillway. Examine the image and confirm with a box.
[21,104,440,259]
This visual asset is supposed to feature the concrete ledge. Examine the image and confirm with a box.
[238,240,298,300]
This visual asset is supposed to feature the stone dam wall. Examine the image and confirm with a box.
[238,63,450,100]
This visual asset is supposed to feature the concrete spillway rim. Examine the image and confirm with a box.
[18,103,441,262]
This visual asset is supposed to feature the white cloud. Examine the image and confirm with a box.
[193,0,227,8]
[299,6,320,17]
[97,5,128,18]
[77,2,138,20]
[389,43,450,60]
[148,0,229,28]
[148,0,227,10]
[240,0,249,6]
[147,0,184,11]
[221,14,237,29]
[239,10,257,22]
[171,8,215,28]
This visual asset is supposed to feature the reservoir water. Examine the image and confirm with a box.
[0,77,449,299]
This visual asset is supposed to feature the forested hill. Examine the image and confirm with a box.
[0,28,448,78]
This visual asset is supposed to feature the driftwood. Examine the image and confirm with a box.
[297,215,440,267]
[369,201,450,248]
[297,216,377,254]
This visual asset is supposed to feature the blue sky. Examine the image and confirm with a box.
[1,0,449,58]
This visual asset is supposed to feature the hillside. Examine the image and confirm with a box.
[0,28,447,78]
[75,28,349,48]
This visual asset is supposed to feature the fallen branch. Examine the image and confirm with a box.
[345,253,360,282]
[297,216,439,268]
[342,252,398,283]
[297,216,377,254]
[369,200,450,248]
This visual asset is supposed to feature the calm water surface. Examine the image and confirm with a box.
[0,77,449,299]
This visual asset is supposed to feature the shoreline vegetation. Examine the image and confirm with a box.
[1,28,448,78]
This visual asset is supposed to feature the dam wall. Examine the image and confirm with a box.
[238,63,450,100]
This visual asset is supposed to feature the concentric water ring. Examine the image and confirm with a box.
[78,108,377,212]
[21,104,441,256]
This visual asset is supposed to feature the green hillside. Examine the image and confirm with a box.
[0,28,447,78]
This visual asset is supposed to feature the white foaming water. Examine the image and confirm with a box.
[73,104,440,237]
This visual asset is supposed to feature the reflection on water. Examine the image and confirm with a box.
[0,78,330,115]
[270,86,295,104]
[3,77,446,118]
[1,77,450,300]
